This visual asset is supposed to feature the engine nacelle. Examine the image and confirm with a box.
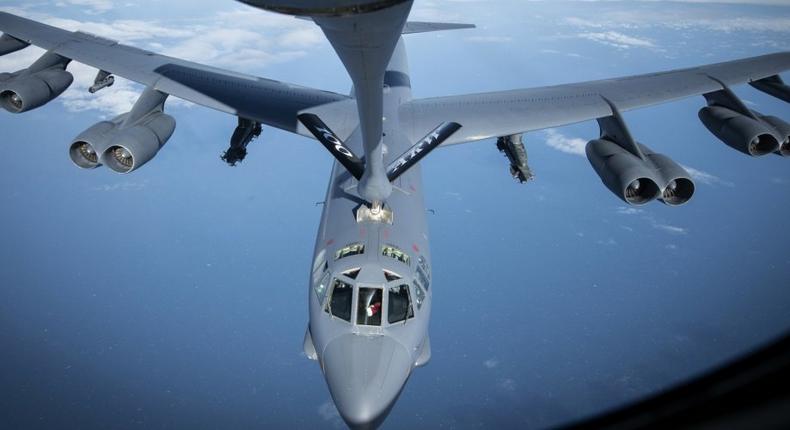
[0,68,74,113]
[70,87,175,174]
[757,115,790,157]
[70,112,175,173]
[586,139,661,206]
[104,113,176,174]
[587,139,695,206]
[698,106,780,157]
[640,147,695,206]
[69,114,128,169]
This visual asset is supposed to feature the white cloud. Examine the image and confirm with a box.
[484,358,499,369]
[317,400,344,428]
[0,6,324,115]
[616,207,644,216]
[56,0,114,14]
[466,36,513,43]
[544,129,587,156]
[498,378,517,391]
[91,181,148,192]
[681,165,734,187]
[653,223,688,235]
[578,31,656,49]
[563,6,790,34]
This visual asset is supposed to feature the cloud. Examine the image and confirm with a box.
[578,31,656,49]
[0,7,324,115]
[653,223,688,235]
[91,181,148,192]
[681,165,734,187]
[544,129,587,156]
[55,0,114,14]
[317,400,344,428]
[466,36,513,43]
[563,6,790,34]
[484,358,499,369]
[616,207,644,216]
[498,378,517,391]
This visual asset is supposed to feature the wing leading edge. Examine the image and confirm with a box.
[0,11,355,137]
[400,52,790,146]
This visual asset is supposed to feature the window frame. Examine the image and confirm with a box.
[382,245,411,266]
[334,243,365,261]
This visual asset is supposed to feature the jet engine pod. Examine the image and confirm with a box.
[69,118,124,169]
[0,68,73,113]
[640,149,695,206]
[237,0,409,16]
[103,113,176,174]
[757,115,790,156]
[586,138,661,206]
[698,106,780,156]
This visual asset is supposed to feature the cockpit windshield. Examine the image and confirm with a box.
[335,243,364,260]
[356,287,383,326]
[382,245,410,266]
[326,279,353,322]
[388,284,414,324]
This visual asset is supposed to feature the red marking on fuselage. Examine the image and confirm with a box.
[412,244,420,253]
[326,239,335,246]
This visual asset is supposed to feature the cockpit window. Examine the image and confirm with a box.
[388,284,414,324]
[314,271,331,304]
[342,268,361,280]
[326,279,353,322]
[335,243,364,260]
[312,249,327,285]
[357,287,383,326]
[383,270,401,282]
[413,282,425,310]
[416,266,430,291]
[382,245,410,266]
[417,255,431,291]
[418,256,430,277]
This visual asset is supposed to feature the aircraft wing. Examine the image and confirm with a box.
[399,52,790,146]
[0,11,355,137]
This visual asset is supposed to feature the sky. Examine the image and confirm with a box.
[1,0,790,429]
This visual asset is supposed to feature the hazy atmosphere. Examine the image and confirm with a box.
[1,1,789,428]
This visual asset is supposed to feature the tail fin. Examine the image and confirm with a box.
[402,21,475,34]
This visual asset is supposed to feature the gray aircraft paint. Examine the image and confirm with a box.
[1,3,790,430]
[307,39,432,428]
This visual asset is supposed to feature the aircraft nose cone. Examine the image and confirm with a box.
[322,334,412,429]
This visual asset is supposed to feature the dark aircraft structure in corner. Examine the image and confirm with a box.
[1,0,789,428]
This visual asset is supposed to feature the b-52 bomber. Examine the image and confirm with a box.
[1,1,789,428]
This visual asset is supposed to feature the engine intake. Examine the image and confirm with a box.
[69,88,175,173]
[586,139,661,205]
[104,113,176,173]
[758,115,790,157]
[587,139,695,206]
[699,106,780,157]
[0,68,74,113]
[0,51,73,114]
